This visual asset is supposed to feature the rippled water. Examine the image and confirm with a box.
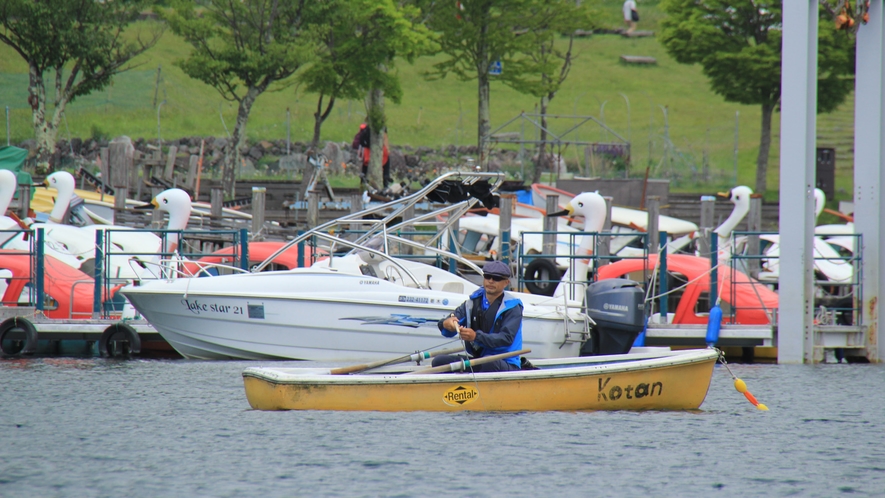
[1,357,883,497]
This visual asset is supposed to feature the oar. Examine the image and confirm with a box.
[402,349,531,375]
[329,346,464,375]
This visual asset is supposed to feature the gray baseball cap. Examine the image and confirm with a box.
[483,261,511,278]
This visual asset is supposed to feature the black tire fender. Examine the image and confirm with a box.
[100,323,141,357]
[0,317,38,356]
[523,258,561,296]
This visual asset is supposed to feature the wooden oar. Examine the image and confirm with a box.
[329,346,464,375]
[402,349,531,375]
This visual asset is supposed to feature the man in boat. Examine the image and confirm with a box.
[434,261,524,372]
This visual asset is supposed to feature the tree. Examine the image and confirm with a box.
[299,0,434,147]
[161,0,318,198]
[297,0,435,187]
[420,0,550,156]
[0,0,162,173]
[659,1,854,195]
[508,2,595,183]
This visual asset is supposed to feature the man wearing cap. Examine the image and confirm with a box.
[435,261,524,372]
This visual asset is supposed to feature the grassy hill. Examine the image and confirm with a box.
[0,1,856,204]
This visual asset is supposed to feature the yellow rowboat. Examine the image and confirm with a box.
[242,348,719,412]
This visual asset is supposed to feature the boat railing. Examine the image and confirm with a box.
[730,230,862,329]
[253,171,506,272]
[132,258,251,282]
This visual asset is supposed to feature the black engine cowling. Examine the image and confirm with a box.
[581,278,646,356]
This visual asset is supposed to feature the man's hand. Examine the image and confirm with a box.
[458,327,476,342]
[444,316,459,332]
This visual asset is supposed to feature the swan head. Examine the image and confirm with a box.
[714,186,754,238]
[564,191,607,232]
[44,170,76,192]
[43,171,77,224]
[718,185,753,206]
[151,188,192,230]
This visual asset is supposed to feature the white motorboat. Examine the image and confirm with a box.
[122,172,591,361]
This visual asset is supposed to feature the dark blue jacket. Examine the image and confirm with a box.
[437,289,524,367]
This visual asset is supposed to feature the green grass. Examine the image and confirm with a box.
[0,0,856,204]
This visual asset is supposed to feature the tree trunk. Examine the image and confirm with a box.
[311,94,336,149]
[754,103,774,196]
[477,21,490,165]
[532,96,551,184]
[223,86,261,198]
[366,88,385,189]
[30,64,66,174]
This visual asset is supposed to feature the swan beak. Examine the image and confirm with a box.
[547,209,570,217]
[716,191,729,199]
[151,199,159,208]
[133,202,155,211]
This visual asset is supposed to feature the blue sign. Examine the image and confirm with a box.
[489,60,502,75]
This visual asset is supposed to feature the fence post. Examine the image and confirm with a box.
[597,196,613,267]
[698,195,716,258]
[710,233,719,310]
[93,229,103,319]
[186,155,198,190]
[747,194,763,278]
[240,228,249,271]
[307,192,319,229]
[17,184,31,220]
[210,187,223,220]
[657,231,668,324]
[164,146,178,181]
[499,193,514,264]
[543,195,559,255]
[646,195,660,255]
[114,187,128,221]
[251,186,266,240]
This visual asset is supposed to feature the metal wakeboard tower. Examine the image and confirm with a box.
[252,171,506,273]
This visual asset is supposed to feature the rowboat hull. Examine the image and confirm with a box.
[242,349,718,412]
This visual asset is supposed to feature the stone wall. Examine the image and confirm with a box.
[16,136,592,184]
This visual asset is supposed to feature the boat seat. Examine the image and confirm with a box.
[441,282,464,294]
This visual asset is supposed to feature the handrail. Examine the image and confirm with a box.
[134,258,251,281]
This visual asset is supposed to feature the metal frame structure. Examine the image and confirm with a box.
[481,112,631,179]
[781,1,884,362]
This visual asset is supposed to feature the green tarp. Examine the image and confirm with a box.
[0,145,34,199]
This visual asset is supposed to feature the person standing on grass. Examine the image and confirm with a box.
[434,261,524,372]
[354,123,391,188]
[623,0,638,34]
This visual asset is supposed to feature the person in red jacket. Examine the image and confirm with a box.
[352,124,390,188]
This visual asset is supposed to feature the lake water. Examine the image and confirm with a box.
[1,357,884,497]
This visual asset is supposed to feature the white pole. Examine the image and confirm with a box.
[854,1,885,362]
[778,0,818,364]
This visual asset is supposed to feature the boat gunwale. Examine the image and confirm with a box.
[242,349,718,386]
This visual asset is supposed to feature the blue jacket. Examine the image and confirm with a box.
[437,289,524,367]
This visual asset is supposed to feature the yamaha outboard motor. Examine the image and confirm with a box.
[581,278,646,356]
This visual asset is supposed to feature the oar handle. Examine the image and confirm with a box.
[329,346,465,375]
[402,348,531,375]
